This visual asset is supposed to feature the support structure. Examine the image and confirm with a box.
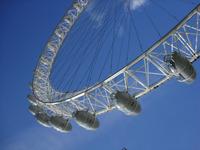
[30,2,200,118]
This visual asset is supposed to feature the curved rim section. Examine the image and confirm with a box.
[32,1,200,109]
[32,0,91,103]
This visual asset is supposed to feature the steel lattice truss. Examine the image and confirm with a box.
[31,0,200,118]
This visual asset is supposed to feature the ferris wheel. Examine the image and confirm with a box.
[28,0,200,133]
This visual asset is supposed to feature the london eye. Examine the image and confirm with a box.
[28,0,200,132]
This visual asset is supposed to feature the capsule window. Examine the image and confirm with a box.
[86,117,94,124]
[130,101,135,107]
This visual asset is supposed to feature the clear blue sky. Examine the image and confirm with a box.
[1,0,200,150]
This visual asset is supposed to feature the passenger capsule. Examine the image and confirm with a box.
[112,91,141,116]
[28,105,42,116]
[35,113,51,128]
[50,116,72,133]
[166,51,196,83]
[74,111,99,130]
